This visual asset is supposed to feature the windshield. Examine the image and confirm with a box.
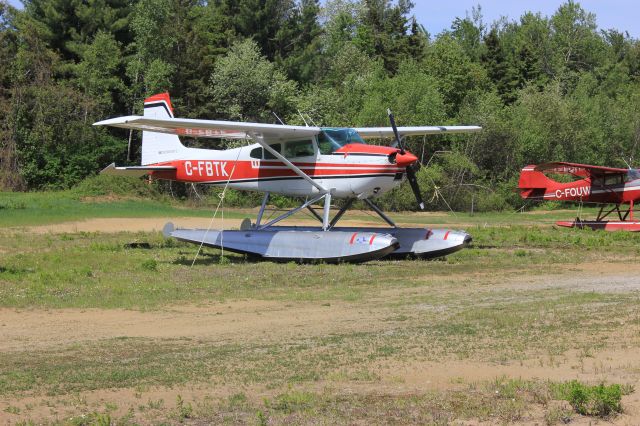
[318,128,366,154]
[627,169,640,182]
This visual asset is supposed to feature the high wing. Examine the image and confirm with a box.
[100,162,177,177]
[534,162,628,177]
[94,116,327,191]
[94,116,320,140]
[355,126,482,139]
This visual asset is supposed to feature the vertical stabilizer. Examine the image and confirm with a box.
[518,165,553,199]
[141,92,186,165]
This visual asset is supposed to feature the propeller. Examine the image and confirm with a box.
[387,109,425,210]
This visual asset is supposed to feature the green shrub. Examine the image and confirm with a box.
[72,174,161,199]
[552,380,623,417]
[474,191,509,212]
[141,259,158,271]
[267,390,315,413]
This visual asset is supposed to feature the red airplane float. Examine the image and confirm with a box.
[519,162,640,231]
[95,92,481,261]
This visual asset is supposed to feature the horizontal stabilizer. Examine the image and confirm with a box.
[100,162,177,177]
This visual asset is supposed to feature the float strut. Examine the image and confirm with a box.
[322,192,332,231]
[363,198,397,228]
[306,205,324,223]
[256,192,270,226]
[328,198,356,230]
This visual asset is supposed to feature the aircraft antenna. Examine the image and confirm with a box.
[297,110,309,127]
[272,112,285,125]
[622,156,632,169]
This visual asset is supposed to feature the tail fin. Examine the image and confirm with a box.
[518,165,553,199]
[141,92,186,165]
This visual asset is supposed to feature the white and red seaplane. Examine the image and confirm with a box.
[95,93,481,262]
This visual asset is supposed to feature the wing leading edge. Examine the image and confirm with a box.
[94,117,481,141]
[94,116,321,140]
[355,126,482,139]
[534,162,628,177]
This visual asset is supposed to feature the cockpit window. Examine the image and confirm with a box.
[318,128,366,154]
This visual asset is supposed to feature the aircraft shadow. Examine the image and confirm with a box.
[170,251,257,266]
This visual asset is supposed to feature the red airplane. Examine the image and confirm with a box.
[519,162,640,231]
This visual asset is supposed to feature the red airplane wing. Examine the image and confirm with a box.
[534,162,628,177]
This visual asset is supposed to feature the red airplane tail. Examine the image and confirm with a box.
[518,165,553,199]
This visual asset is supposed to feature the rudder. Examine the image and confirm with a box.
[141,92,186,165]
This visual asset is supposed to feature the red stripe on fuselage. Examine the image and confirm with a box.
[152,160,403,183]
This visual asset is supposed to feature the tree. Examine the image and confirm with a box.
[550,0,606,84]
[173,2,233,117]
[450,5,484,62]
[423,34,489,116]
[126,0,176,100]
[209,39,297,122]
[354,0,417,74]
[277,0,323,84]
[481,27,518,103]
[499,12,551,88]
[74,30,124,115]
[23,0,133,61]
[0,2,21,189]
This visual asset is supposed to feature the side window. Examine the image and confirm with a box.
[284,139,315,158]
[264,143,282,160]
[605,174,623,185]
[250,147,263,159]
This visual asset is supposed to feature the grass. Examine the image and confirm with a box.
[0,226,637,309]
[38,379,629,425]
[0,191,249,227]
[0,188,613,228]
[1,193,639,423]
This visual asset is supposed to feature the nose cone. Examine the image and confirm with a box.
[396,151,418,167]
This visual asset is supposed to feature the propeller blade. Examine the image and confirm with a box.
[387,109,405,154]
[406,164,425,210]
[387,108,424,209]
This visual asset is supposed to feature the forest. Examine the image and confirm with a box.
[0,0,639,211]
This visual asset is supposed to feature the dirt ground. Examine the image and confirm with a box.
[2,217,640,424]
[2,264,640,423]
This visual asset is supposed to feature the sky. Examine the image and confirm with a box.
[413,0,640,38]
[4,0,639,39]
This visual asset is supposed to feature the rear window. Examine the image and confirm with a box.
[264,143,282,160]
